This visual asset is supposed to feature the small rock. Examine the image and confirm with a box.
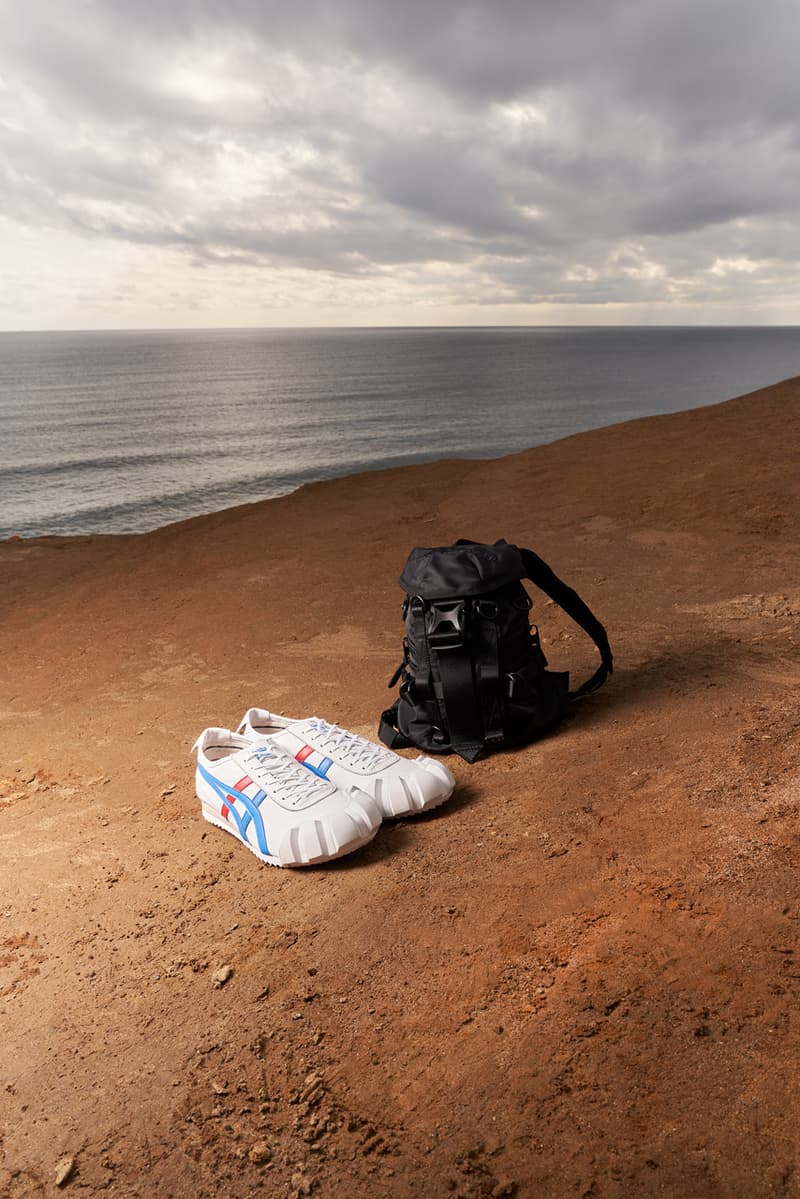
[55,1157,76,1187]
[491,1180,516,1198]
[290,1171,313,1197]
[211,1080,228,1095]
[248,1140,272,1165]
[212,965,233,989]
[301,1073,324,1104]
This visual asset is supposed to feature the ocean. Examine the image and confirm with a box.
[1,326,799,539]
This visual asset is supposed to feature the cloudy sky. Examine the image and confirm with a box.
[1,0,799,329]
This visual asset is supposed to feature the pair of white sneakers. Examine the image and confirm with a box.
[192,708,456,868]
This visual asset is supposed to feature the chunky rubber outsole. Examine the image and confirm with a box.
[197,781,380,868]
[372,757,456,818]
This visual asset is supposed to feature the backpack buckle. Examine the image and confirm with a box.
[425,601,467,649]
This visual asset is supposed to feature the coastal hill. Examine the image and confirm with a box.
[2,378,800,1198]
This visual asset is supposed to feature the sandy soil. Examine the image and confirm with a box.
[2,378,800,1199]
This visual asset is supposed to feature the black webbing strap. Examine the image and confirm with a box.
[433,645,484,763]
[518,547,613,698]
[408,603,434,706]
[475,612,503,745]
[379,604,489,761]
[379,650,485,762]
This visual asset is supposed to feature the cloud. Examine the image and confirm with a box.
[1,0,799,326]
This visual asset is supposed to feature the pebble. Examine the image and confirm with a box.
[248,1141,273,1165]
[290,1171,313,1197]
[212,965,233,989]
[55,1157,76,1187]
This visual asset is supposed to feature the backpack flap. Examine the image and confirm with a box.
[399,539,524,599]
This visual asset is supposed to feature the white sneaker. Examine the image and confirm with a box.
[237,709,456,819]
[192,728,381,867]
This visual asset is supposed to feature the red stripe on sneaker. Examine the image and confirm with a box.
[295,745,313,763]
[224,776,252,814]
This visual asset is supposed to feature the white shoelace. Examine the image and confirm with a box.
[306,719,392,770]
[247,745,327,804]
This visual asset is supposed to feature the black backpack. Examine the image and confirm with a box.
[379,539,613,763]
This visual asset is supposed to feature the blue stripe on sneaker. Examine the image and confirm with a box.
[303,756,333,779]
[197,761,269,857]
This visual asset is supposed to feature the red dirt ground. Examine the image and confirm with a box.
[2,379,800,1198]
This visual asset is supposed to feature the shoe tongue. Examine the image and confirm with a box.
[245,743,297,779]
[289,717,327,739]
[246,742,279,767]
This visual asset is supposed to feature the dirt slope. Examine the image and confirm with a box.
[2,378,800,1198]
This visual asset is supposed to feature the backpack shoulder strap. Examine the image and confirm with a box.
[379,700,411,749]
[518,547,613,697]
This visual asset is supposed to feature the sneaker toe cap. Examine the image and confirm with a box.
[276,790,381,866]
[376,758,455,817]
